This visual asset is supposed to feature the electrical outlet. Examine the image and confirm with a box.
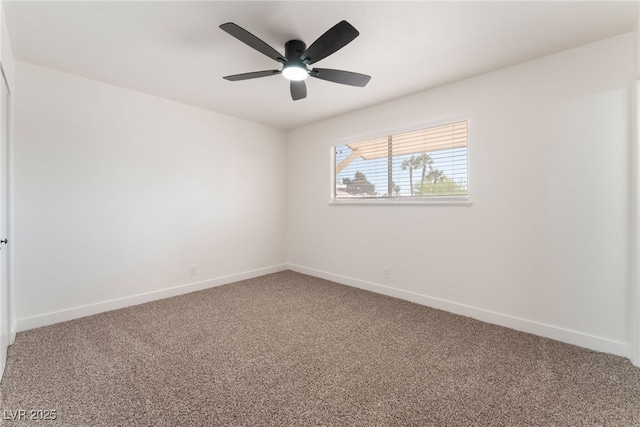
[189,264,197,275]
[383,267,391,279]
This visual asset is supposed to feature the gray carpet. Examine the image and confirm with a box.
[1,271,639,426]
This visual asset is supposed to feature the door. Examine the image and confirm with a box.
[0,71,9,378]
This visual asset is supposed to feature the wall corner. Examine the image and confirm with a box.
[631,15,640,368]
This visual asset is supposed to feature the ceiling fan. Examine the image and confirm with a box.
[219,20,371,101]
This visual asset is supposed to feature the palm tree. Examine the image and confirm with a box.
[402,155,422,196]
[417,153,434,184]
[402,154,433,196]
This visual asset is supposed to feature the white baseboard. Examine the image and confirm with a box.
[13,263,630,360]
[14,264,288,333]
[288,264,629,358]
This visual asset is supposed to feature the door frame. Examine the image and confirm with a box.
[0,63,10,378]
[633,80,640,368]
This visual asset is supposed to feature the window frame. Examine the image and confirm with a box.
[330,117,472,206]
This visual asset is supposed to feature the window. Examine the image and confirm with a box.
[333,120,468,201]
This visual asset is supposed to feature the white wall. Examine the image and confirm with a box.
[0,5,13,89]
[13,61,287,330]
[287,33,633,357]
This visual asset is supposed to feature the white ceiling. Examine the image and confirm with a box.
[3,1,639,130]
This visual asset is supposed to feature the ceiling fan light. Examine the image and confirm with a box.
[282,65,309,81]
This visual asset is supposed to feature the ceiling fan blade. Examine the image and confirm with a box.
[290,80,307,100]
[223,70,281,81]
[301,21,359,65]
[220,23,286,63]
[310,68,371,87]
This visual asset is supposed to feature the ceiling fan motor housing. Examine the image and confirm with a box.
[285,40,307,66]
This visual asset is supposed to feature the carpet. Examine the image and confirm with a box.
[1,271,639,426]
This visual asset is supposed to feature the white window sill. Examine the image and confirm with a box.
[329,197,472,206]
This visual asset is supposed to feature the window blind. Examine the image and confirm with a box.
[334,120,468,199]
